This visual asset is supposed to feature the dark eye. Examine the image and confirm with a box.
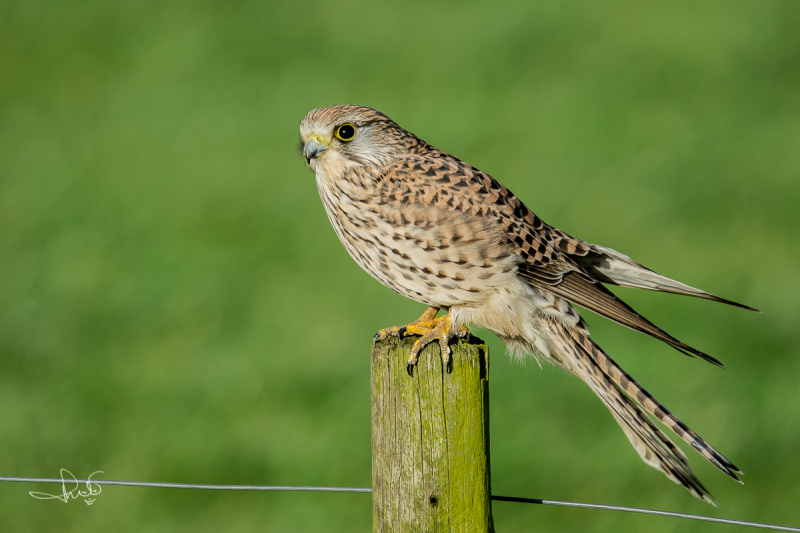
[335,123,356,141]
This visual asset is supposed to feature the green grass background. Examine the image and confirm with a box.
[1,0,799,531]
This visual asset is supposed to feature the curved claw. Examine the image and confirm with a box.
[373,307,470,378]
[439,340,452,372]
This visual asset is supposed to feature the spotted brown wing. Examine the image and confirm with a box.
[381,153,725,367]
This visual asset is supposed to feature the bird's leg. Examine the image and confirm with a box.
[373,307,470,376]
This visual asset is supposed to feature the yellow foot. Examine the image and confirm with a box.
[373,307,470,377]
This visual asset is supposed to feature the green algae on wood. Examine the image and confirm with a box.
[371,335,494,533]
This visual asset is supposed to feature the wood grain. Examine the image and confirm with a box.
[371,335,494,532]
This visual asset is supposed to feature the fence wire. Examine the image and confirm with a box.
[1,476,798,532]
[491,495,800,532]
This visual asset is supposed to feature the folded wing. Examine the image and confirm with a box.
[518,262,726,367]
[569,243,759,312]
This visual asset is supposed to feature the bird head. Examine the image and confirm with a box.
[299,105,421,176]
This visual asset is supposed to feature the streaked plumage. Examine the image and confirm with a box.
[299,105,757,504]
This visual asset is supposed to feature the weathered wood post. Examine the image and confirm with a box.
[371,335,494,532]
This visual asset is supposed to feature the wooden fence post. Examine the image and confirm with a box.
[371,335,494,532]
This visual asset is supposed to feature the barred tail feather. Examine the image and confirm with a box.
[579,328,744,481]
[541,318,740,504]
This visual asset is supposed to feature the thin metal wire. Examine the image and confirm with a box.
[0,477,370,493]
[492,495,800,532]
[2,477,798,532]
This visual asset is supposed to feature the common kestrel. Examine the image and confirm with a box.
[299,105,757,504]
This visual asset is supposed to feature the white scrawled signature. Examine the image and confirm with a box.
[29,469,103,505]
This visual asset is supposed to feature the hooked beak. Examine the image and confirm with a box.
[304,136,329,163]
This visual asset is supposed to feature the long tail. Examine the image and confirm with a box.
[540,317,742,504]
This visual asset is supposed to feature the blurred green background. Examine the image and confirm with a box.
[1,0,798,531]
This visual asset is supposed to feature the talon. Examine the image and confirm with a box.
[374,306,462,378]
[442,348,452,373]
[438,338,452,372]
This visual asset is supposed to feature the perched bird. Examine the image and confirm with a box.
[299,105,758,504]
